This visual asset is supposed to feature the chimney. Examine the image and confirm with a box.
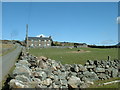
[40,35,42,38]
[49,36,51,38]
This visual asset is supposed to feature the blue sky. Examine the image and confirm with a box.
[2,2,118,45]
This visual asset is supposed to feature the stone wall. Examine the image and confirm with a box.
[9,49,120,89]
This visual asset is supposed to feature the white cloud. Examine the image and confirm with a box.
[117,16,120,24]
[36,34,48,37]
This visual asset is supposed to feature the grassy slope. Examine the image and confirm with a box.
[29,47,118,65]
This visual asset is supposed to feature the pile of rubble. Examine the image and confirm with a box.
[9,49,120,89]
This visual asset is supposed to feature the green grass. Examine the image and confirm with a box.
[29,47,118,65]
[89,77,120,88]
[0,44,17,56]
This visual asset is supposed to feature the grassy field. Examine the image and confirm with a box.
[29,47,118,65]
[0,44,16,56]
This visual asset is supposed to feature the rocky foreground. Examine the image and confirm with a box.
[9,49,120,89]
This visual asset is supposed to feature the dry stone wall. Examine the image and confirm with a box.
[9,49,120,89]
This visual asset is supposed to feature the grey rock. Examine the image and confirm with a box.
[53,75,59,82]
[94,60,100,65]
[81,77,95,83]
[38,71,47,80]
[111,68,118,78]
[60,85,68,88]
[32,78,41,82]
[83,71,99,81]
[85,62,89,66]
[105,65,109,69]
[101,60,107,65]
[18,60,31,67]
[9,79,28,88]
[94,67,105,73]
[80,81,89,88]
[74,64,79,72]
[87,60,94,65]
[59,72,67,80]
[98,73,107,80]
[60,65,66,72]
[41,78,52,86]
[15,75,31,82]
[68,76,81,88]
[52,82,60,88]
[13,65,31,77]
[40,85,48,88]
[52,71,59,75]
[55,80,61,85]
[85,65,95,69]
[78,64,87,72]
[60,79,68,86]
[64,64,71,71]
[37,60,48,69]
[68,72,77,77]
[33,71,47,80]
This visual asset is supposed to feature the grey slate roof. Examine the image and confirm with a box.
[28,37,52,41]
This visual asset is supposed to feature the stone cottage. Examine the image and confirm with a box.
[27,36,53,47]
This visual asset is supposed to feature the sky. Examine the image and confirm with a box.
[2,2,119,45]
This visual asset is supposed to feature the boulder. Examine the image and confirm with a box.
[78,64,87,72]
[85,65,95,69]
[15,75,31,82]
[52,82,60,88]
[64,64,71,71]
[94,67,105,73]
[59,72,67,80]
[41,78,52,86]
[85,62,89,66]
[94,60,100,65]
[83,71,99,81]
[60,79,68,86]
[13,65,31,77]
[87,60,94,65]
[60,66,66,72]
[37,60,48,69]
[32,78,41,82]
[111,68,118,78]
[73,64,79,72]
[38,56,48,61]
[68,76,81,88]
[79,81,89,88]
[55,80,61,85]
[98,73,107,80]
[9,79,28,88]
[18,60,31,67]
[36,71,47,80]
[53,75,59,82]
[68,72,77,77]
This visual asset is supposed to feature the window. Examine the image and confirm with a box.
[47,44,50,46]
[44,40,46,42]
[31,44,33,46]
